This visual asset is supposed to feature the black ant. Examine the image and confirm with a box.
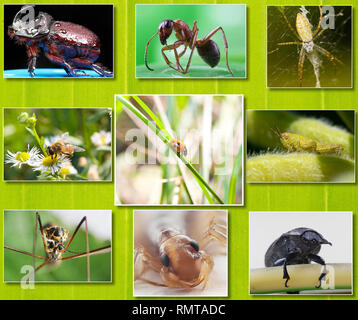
[145,19,234,77]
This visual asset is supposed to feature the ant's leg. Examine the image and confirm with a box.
[196,26,234,76]
[181,28,199,74]
[161,41,186,72]
[298,46,305,87]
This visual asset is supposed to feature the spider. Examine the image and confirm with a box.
[277,6,343,87]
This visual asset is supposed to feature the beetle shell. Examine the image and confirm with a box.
[170,139,187,156]
[265,227,330,267]
[197,39,220,68]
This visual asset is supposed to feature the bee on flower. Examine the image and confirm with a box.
[5,145,40,168]
[32,154,73,176]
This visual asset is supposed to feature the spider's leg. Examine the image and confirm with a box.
[298,45,306,87]
[313,28,326,41]
[315,44,344,67]
[313,6,323,37]
[280,9,299,39]
[277,41,301,46]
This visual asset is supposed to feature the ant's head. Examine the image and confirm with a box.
[158,19,174,45]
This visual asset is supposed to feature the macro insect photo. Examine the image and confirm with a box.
[134,210,227,296]
[4,210,112,282]
[136,4,246,78]
[4,108,112,181]
[115,95,243,205]
[267,5,352,88]
[3,4,113,78]
[249,212,352,294]
[247,110,355,183]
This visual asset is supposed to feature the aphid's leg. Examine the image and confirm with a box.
[25,44,38,77]
[196,26,234,76]
[280,8,300,39]
[161,41,186,73]
[315,45,344,66]
[316,142,344,154]
[308,254,327,288]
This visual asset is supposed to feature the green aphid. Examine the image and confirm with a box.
[272,127,344,155]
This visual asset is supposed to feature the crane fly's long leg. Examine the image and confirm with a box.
[4,245,46,260]
[161,41,186,73]
[315,44,344,66]
[33,212,39,271]
[280,9,299,39]
[59,245,111,261]
[64,216,87,251]
[145,31,159,71]
[85,216,90,282]
[313,6,323,37]
[298,45,306,86]
[196,26,234,76]
[36,212,49,254]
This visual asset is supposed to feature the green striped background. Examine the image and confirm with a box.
[0,0,356,300]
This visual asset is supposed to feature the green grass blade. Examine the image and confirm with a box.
[227,146,243,204]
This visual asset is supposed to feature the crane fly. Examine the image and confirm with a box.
[4,211,111,282]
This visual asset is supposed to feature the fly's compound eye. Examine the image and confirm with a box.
[190,240,199,252]
[160,253,170,267]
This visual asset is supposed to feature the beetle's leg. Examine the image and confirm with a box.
[274,252,300,287]
[308,254,327,288]
[196,26,234,76]
[25,44,39,77]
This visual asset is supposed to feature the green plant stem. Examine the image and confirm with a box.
[117,96,224,204]
[31,128,48,156]
[228,145,242,204]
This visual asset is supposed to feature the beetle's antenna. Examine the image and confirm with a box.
[145,32,159,71]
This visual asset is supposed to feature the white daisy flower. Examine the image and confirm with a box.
[32,154,72,176]
[59,161,78,178]
[91,130,111,147]
[5,145,40,168]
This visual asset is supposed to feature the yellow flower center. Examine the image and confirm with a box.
[100,137,106,145]
[16,152,30,162]
[42,155,58,166]
[60,168,70,176]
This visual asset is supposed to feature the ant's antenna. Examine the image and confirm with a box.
[145,32,159,71]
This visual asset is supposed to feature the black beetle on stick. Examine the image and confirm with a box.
[265,227,332,288]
